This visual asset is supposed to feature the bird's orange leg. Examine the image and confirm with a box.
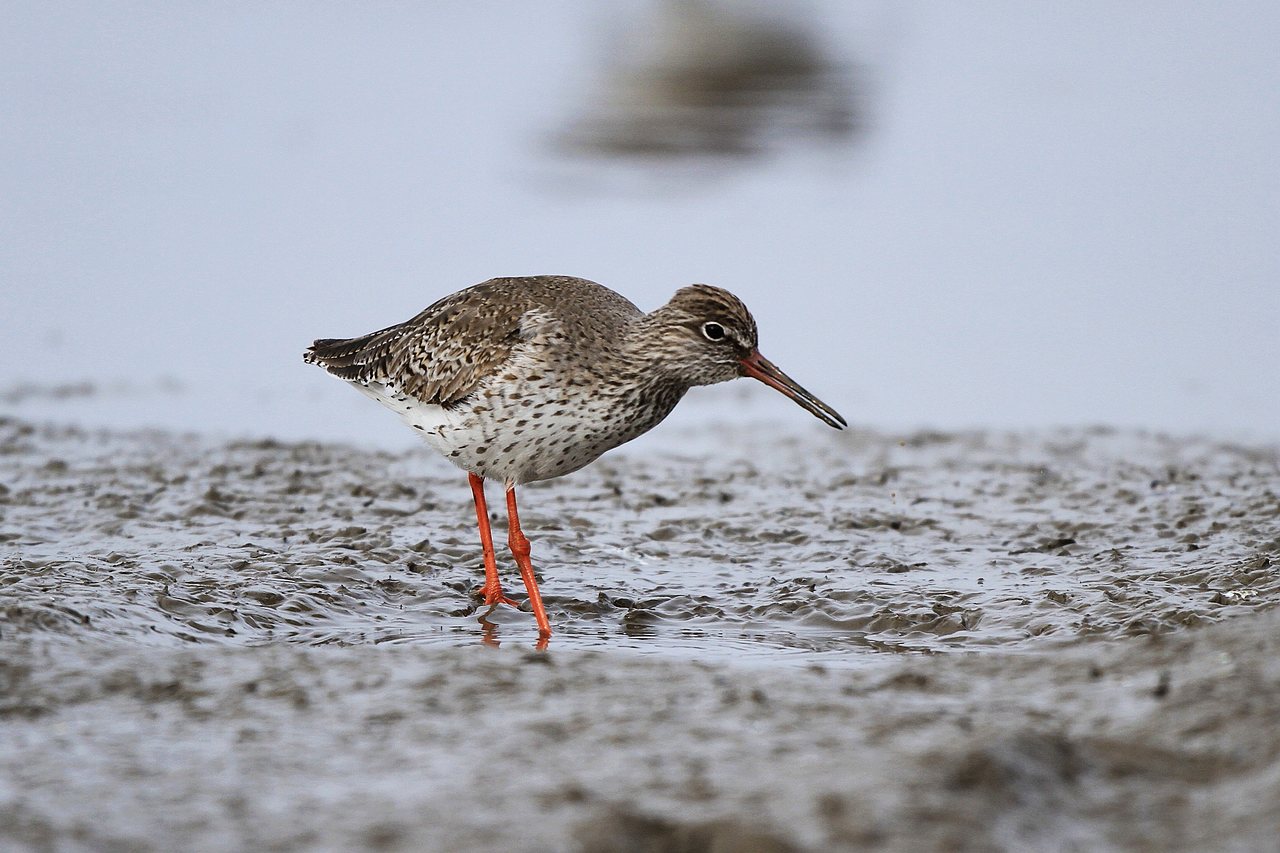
[469,473,517,608]
[505,484,552,638]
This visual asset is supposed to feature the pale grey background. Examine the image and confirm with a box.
[3,1,1277,445]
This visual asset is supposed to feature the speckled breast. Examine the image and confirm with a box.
[424,369,688,485]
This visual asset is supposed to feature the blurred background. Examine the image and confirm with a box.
[2,0,1277,445]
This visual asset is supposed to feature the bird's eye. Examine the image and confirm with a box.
[701,322,726,342]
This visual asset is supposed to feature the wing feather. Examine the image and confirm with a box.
[304,277,615,407]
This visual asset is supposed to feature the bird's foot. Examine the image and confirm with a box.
[474,583,520,609]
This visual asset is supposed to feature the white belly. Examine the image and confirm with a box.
[348,380,628,485]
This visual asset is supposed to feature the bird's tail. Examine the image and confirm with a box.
[303,326,403,383]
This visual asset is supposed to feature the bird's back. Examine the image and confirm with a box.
[305,276,642,408]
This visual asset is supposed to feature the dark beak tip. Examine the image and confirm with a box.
[740,352,848,431]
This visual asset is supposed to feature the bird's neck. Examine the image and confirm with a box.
[620,310,688,384]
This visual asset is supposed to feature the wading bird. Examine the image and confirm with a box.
[305,276,845,639]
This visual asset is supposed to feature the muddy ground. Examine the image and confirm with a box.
[2,415,1278,851]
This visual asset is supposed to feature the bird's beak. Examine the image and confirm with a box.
[738,350,848,430]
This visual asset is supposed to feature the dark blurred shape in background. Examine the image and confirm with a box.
[557,0,866,164]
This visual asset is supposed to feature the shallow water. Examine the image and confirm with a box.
[4,416,1280,851]
[3,417,1277,662]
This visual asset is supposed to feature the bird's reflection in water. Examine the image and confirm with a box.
[478,609,550,651]
[478,612,502,647]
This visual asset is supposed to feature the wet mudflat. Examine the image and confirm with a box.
[2,415,1278,851]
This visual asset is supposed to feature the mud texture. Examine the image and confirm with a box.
[2,415,1279,851]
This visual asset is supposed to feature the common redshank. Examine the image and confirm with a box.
[304,276,845,638]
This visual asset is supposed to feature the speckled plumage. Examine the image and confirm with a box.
[305,274,845,638]
[306,276,766,484]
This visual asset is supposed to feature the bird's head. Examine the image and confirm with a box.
[641,284,847,430]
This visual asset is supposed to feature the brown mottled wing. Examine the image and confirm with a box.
[304,280,537,407]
